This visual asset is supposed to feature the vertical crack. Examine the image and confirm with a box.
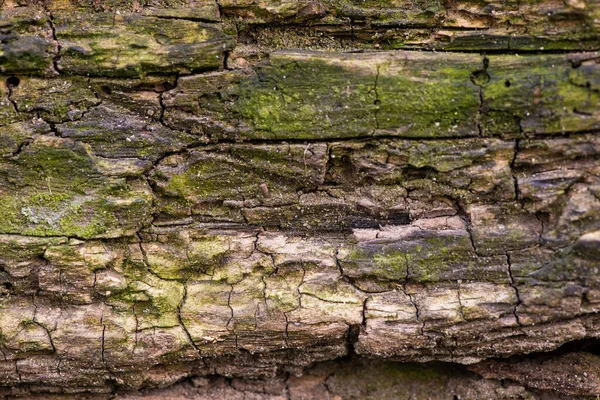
[158,86,168,128]
[284,371,291,400]
[14,360,22,383]
[371,65,381,135]
[42,4,63,74]
[471,56,490,137]
[506,252,522,326]
[283,261,306,348]
[260,275,269,313]
[226,283,235,335]
[534,212,545,246]
[5,77,20,114]
[101,325,107,363]
[401,254,424,335]
[283,311,291,348]
[32,295,57,353]
[510,138,521,203]
[155,73,181,133]
[177,281,205,362]
[132,304,139,355]
[456,281,466,321]
[405,288,424,336]
[455,200,482,257]
[100,310,118,383]
[362,296,369,328]
[214,0,224,19]
[323,143,335,184]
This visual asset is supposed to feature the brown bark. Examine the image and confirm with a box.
[1,0,600,398]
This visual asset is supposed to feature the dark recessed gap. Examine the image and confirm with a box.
[504,80,511,87]
[6,76,19,88]
[161,81,175,91]
[100,85,112,95]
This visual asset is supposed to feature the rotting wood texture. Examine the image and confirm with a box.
[1,0,600,398]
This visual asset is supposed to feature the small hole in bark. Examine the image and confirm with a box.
[586,81,591,89]
[2,282,13,290]
[100,85,112,95]
[504,80,511,87]
[470,70,490,86]
[6,76,19,88]
[453,396,459,400]
[161,81,174,91]
[374,99,381,105]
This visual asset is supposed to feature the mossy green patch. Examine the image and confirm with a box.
[235,56,376,139]
[113,258,184,329]
[55,11,234,77]
[232,51,482,140]
[483,54,600,137]
[12,77,100,124]
[0,136,152,238]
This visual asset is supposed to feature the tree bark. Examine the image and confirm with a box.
[1,0,600,398]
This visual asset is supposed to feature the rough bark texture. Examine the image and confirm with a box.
[1,0,600,398]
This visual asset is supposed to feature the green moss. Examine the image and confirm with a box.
[55,12,234,77]
[161,144,319,206]
[142,235,230,280]
[0,137,152,238]
[167,160,233,199]
[0,192,127,238]
[345,232,496,283]
[483,54,600,136]
[113,259,185,328]
[372,250,409,280]
[344,247,408,281]
[233,52,482,140]
[234,56,377,139]
[12,77,100,124]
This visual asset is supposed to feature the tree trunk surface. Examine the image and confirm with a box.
[1,0,600,398]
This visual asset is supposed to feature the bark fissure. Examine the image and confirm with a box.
[506,252,522,326]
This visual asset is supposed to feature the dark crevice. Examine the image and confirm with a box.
[41,4,63,75]
[102,129,600,156]
[5,76,20,114]
[178,282,205,360]
[534,212,548,246]
[406,289,424,336]
[510,138,521,203]
[505,252,522,326]
[152,15,221,23]
[454,200,482,257]
[283,371,291,400]
[7,139,33,158]
[371,64,381,134]
[456,282,466,322]
[345,323,361,356]
[225,283,235,334]
[471,56,490,137]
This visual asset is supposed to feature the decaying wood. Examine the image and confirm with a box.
[1,0,600,398]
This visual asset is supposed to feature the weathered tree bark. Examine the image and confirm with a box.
[1,0,600,398]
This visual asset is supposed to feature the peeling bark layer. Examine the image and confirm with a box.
[1,0,600,398]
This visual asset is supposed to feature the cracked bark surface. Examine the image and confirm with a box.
[1,0,600,398]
